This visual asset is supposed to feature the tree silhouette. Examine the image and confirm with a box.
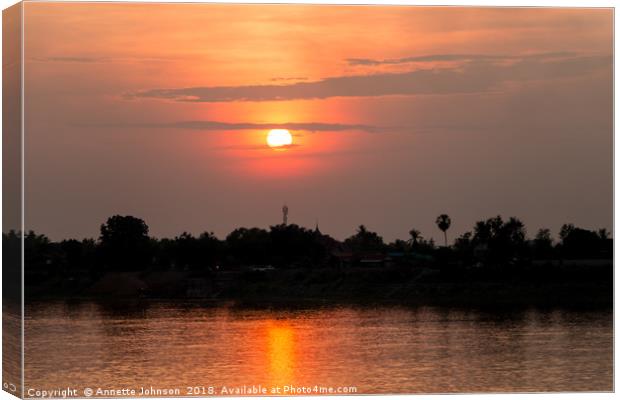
[560,226,604,259]
[225,227,271,266]
[269,224,327,267]
[435,214,451,247]
[99,215,151,271]
[15,212,615,295]
[559,223,576,242]
[344,225,385,253]
[60,238,97,274]
[598,228,610,240]
[533,228,553,259]
[471,216,527,263]
[408,229,422,244]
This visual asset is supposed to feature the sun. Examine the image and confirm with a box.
[267,129,293,148]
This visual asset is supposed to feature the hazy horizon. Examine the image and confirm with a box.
[20,4,613,243]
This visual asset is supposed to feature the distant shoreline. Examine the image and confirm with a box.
[22,263,613,310]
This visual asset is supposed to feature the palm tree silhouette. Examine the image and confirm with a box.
[408,229,422,248]
[435,214,451,247]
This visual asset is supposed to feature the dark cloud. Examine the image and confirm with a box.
[213,143,302,151]
[87,120,385,133]
[346,51,578,66]
[166,121,383,133]
[126,54,610,103]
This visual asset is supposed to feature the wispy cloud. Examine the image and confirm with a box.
[30,55,182,64]
[31,56,107,63]
[346,51,578,66]
[213,143,301,151]
[270,77,308,82]
[126,53,610,103]
[84,120,386,133]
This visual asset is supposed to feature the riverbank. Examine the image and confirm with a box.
[24,263,613,309]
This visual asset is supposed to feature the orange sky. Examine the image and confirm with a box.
[21,4,612,242]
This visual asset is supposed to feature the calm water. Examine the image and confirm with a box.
[24,302,612,395]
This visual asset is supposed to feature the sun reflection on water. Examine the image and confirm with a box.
[266,322,295,386]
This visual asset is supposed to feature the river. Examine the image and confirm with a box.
[24,302,612,395]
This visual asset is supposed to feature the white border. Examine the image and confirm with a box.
[0,1,616,400]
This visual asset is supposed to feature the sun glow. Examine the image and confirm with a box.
[267,129,293,148]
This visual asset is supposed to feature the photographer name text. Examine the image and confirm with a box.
[26,384,357,398]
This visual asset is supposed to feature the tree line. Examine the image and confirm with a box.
[3,214,612,276]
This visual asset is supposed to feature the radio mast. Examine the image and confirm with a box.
[282,204,288,225]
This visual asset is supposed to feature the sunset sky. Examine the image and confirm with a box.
[22,4,612,242]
